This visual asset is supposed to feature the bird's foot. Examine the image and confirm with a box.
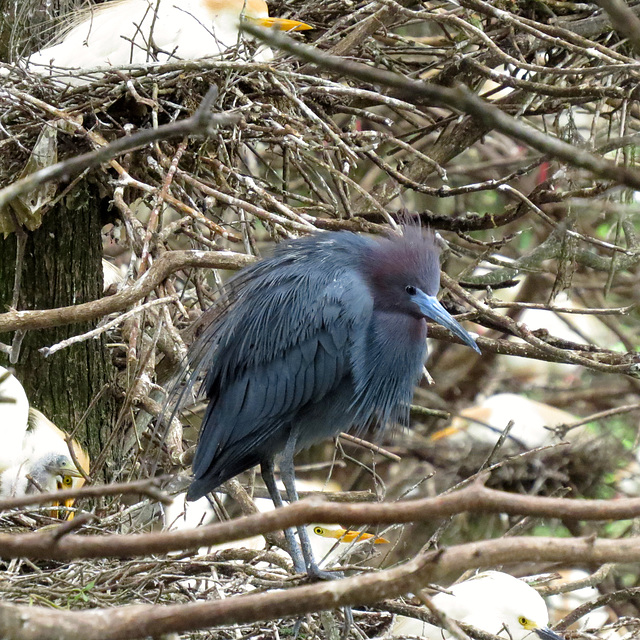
[305,563,343,582]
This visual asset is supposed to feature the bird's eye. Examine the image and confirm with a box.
[405,285,417,295]
[63,476,73,487]
[518,616,528,627]
[314,526,324,535]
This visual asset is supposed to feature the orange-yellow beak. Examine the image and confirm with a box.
[430,425,463,442]
[52,468,84,520]
[251,16,313,31]
[49,497,77,520]
[49,497,75,519]
[313,526,389,544]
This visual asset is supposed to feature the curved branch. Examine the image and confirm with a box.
[0,477,171,511]
[5,483,640,561]
[1,535,640,640]
[0,88,239,211]
[0,250,256,332]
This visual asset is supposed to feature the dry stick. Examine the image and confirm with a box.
[39,295,178,357]
[0,87,240,211]
[427,323,635,372]
[338,432,402,462]
[0,477,171,512]
[243,25,640,191]
[537,563,614,597]
[228,486,376,503]
[0,249,256,333]
[139,140,189,275]
[8,481,640,560]
[486,300,637,315]
[554,584,640,630]
[437,272,640,376]
[2,536,640,640]
[552,402,640,436]
[596,0,640,56]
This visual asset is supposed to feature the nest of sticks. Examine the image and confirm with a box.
[1,0,640,637]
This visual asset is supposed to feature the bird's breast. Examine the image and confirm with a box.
[349,311,428,430]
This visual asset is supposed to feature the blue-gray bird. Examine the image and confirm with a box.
[184,229,479,576]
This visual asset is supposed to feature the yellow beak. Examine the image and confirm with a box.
[63,497,76,520]
[251,16,313,31]
[430,425,462,441]
[313,526,389,544]
[50,498,76,520]
[53,470,83,519]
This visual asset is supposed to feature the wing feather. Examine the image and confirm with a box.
[188,237,375,496]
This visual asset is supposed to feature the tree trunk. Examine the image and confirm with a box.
[0,182,117,478]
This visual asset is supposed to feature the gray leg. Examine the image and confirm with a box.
[279,435,352,638]
[279,434,336,580]
[261,459,305,574]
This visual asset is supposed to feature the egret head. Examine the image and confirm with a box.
[311,525,388,545]
[27,453,82,493]
[450,572,563,640]
[27,453,83,518]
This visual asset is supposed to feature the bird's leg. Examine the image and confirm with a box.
[279,436,338,582]
[260,460,306,574]
[279,437,353,639]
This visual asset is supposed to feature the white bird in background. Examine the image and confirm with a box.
[393,571,563,640]
[102,259,126,293]
[164,479,388,565]
[0,367,89,519]
[25,0,312,74]
[0,365,30,472]
[430,393,582,449]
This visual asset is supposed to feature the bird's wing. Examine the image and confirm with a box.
[0,367,29,472]
[393,615,442,640]
[23,409,90,475]
[190,265,373,489]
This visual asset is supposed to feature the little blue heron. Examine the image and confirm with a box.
[183,229,479,577]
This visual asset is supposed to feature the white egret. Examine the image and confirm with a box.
[431,393,581,449]
[0,369,89,519]
[393,571,563,640]
[24,0,312,76]
[164,479,388,564]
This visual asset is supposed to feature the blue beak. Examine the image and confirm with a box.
[535,628,564,640]
[412,290,481,354]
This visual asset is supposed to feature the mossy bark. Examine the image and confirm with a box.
[0,182,117,478]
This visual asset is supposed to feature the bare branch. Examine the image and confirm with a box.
[0,250,256,333]
[244,25,640,190]
[6,483,640,560]
[0,88,239,211]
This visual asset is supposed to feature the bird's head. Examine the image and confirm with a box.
[459,572,563,640]
[28,453,83,519]
[29,453,82,491]
[207,0,312,32]
[311,524,389,545]
[487,605,563,640]
[366,231,480,353]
